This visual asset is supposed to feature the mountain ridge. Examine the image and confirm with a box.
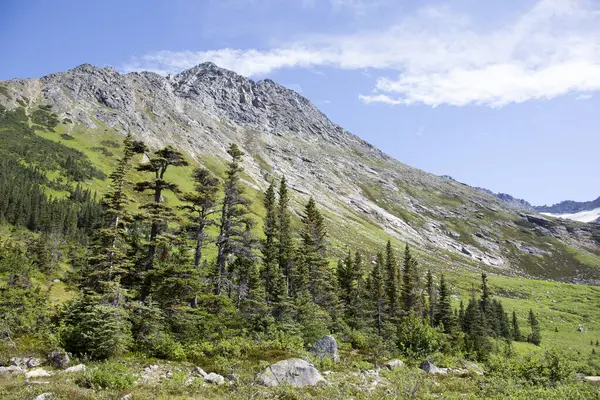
[1,62,599,282]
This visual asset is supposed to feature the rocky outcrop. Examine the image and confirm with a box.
[258,358,325,387]
[48,349,70,369]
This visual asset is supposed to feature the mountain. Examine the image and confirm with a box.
[475,186,600,223]
[1,62,600,282]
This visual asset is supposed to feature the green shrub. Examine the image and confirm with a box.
[487,349,575,386]
[78,361,135,390]
[397,312,440,359]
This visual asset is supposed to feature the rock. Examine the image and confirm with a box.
[204,372,225,385]
[64,364,86,373]
[166,370,173,379]
[362,369,379,376]
[27,358,43,368]
[0,365,25,376]
[33,393,53,400]
[310,335,340,362]
[120,394,133,400]
[26,368,53,378]
[48,349,70,369]
[258,358,326,387]
[420,360,446,375]
[584,376,600,382]
[224,373,238,382]
[192,366,207,377]
[385,359,405,370]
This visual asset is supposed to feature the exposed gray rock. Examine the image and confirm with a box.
[258,358,325,387]
[204,372,225,385]
[26,368,53,378]
[310,335,340,362]
[64,364,86,373]
[48,349,70,369]
[385,359,405,370]
[420,360,445,375]
[0,365,25,376]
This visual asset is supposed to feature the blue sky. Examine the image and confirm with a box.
[1,0,598,205]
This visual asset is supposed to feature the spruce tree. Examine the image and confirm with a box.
[299,197,329,307]
[384,240,400,320]
[528,309,541,346]
[180,167,219,269]
[277,176,294,295]
[434,274,455,333]
[262,181,279,303]
[87,134,143,293]
[216,144,252,295]
[401,244,420,315]
[480,273,490,313]
[371,252,385,336]
[425,269,435,326]
[135,145,188,299]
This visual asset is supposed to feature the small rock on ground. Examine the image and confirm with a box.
[64,364,86,373]
[385,359,405,370]
[204,372,225,385]
[33,393,53,400]
[26,368,53,378]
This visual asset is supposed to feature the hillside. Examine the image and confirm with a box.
[1,63,599,283]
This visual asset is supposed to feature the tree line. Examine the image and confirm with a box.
[0,133,541,362]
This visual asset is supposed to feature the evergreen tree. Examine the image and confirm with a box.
[180,167,219,269]
[480,273,490,313]
[371,252,385,335]
[87,134,143,292]
[400,244,420,315]
[261,181,279,303]
[384,240,400,320]
[277,176,294,295]
[528,309,542,346]
[215,144,252,295]
[299,197,330,307]
[135,145,188,299]
[425,269,435,326]
[434,274,455,333]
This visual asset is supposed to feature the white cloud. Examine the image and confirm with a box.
[576,93,593,100]
[123,0,600,107]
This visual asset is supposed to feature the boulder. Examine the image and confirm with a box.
[461,361,484,376]
[0,365,25,376]
[310,335,340,362]
[258,358,325,387]
[27,358,43,368]
[26,368,53,378]
[204,372,225,385]
[48,349,70,369]
[33,393,53,400]
[385,359,405,370]
[420,360,446,375]
[64,364,86,373]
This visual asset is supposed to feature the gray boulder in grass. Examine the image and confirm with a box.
[258,358,325,387]
[310,335,340,362]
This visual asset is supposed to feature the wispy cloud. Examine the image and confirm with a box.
[123,0,600,107]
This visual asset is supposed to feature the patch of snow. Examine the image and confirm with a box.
[541,208,600,223]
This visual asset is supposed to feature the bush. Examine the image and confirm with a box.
[78,361,135,390]
[487,349,575,385]
[397,312,440,359]
[60,297,133,360]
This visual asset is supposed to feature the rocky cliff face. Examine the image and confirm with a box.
[1,62,599,282]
